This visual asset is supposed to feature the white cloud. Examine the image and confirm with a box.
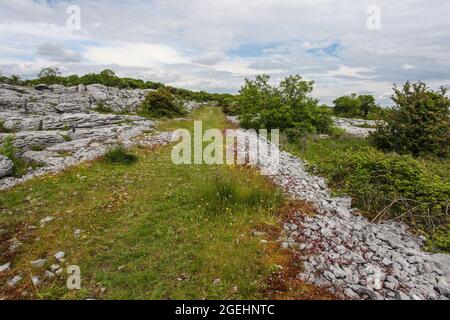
[37,43,82,63]
[0,0,449,105]
[402,64,416,70]
[85,43,188,67]
[192,51,225,66]
[326,65,377,79]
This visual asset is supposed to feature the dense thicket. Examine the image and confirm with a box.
[371,82,450,157]
[139,88,185,118]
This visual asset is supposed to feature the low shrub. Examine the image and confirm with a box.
[426,225,450,253]
[103,146,138,165]
[139,88,185,118]
[60,134,72,142]
[0,135,16,159]
[93,102,113,114]
[287,134,449,250]
[30,144,45,152]
[318,146,449,233]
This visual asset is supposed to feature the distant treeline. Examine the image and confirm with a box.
[0,68,236,105]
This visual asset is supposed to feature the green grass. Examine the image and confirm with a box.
[0,107,286,300]
[30,144,45,152]
[92,102,113,114]
[283,133,368,176]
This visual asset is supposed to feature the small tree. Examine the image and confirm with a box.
[37,67,61,84]
[333,94,377,118]
[99,69,121,87]
[371,82,450,157]
[333,94,362,117]
[239,74,332,137]
[359,95,376,118]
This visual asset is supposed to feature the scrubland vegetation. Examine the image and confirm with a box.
[231,76,450,253]
[231,74,449,252]
[1,68,449,300]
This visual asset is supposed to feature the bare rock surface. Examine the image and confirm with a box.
[0,129,180,191]
[0,84,189,190]
[230,125,450,300]
[0,83,202,116]
[225,115,379,138]
[0,83,151,115]
[0,155,13,178]
[333,117,380,137]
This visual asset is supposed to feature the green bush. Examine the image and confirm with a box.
[103,146,138,165]
[321,146,449,233]
[426,225,450,253]
[238,74,333,138]
[371,82,450,157]
[139,88,185,118]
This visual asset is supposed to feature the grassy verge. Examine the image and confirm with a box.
[284,133,450,253]
[0,107,294,300]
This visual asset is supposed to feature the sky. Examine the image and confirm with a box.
[0,0,449,105]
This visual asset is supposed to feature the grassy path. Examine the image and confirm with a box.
[0,107,288,299]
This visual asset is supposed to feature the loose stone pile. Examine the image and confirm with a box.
[0,84,193,190]
[231,126,450,300]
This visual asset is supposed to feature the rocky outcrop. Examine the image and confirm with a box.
[0,127,180,190]
[229,124,450,300]
[225,115,379,137]
[0,112,154,132]
[0,84,199,190]
[0,155,13,178]
[333,117,380,137]
[184,101,206,112]
[0,84,203,115]
[0,83,151,115]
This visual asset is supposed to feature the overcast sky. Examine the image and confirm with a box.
[1,0,449,105]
